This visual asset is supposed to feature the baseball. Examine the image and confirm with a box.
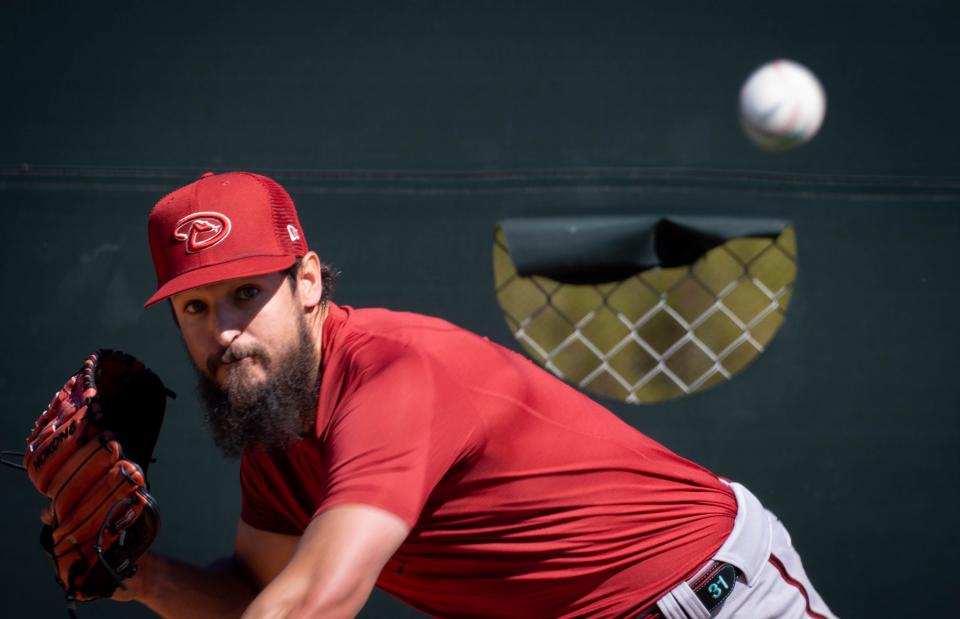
[739,59,826,151]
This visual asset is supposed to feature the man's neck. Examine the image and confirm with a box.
[310,302,330,368]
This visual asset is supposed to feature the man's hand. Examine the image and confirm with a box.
[241,504,410,619]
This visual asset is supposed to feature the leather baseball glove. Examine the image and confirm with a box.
[22,349,172,605]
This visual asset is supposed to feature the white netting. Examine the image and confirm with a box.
[494,226,796,403]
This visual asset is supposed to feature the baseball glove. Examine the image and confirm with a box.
[22,349,172,604]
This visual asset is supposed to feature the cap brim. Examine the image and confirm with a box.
[144,255,297,307]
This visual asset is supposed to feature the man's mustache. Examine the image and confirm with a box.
[206,344,267,377]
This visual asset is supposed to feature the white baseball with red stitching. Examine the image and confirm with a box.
[739,59,826,151]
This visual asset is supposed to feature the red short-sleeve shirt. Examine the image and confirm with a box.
[241,304,736,618]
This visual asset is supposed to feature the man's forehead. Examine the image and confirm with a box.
[171,270,288,300]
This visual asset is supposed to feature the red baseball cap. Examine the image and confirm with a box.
[145,171,308,307]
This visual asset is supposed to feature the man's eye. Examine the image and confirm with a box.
[183,300,206,314]
[237,286,259,301]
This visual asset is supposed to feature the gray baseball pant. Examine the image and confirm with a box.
[651,482,837,619]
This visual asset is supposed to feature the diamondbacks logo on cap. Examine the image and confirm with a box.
[173,212,232,253]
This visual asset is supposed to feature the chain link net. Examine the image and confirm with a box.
[494,225,796,403]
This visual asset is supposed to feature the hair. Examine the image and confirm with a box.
[195,308,320,457]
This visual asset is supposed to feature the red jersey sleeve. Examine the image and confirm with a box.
[316,352,478,527]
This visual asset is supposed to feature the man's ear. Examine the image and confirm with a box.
[297,251,324,310]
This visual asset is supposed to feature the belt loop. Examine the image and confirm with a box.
[655,589,686,619]
[667,582,711,619]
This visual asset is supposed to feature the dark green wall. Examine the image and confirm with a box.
[2,2,958,617]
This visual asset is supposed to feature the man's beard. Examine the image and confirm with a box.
[195,316,320,457]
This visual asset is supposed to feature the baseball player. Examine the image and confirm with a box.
[97,171,834,617]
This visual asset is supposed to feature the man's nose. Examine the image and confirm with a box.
[212,303,244,348]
